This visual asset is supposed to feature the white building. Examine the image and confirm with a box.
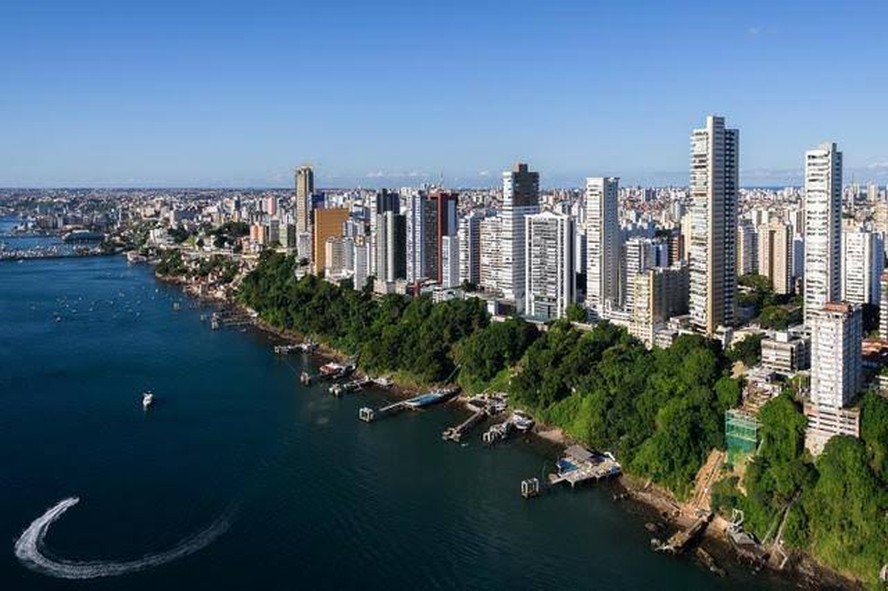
[479,215,502,292]
[585,176,621,320]
[353,238,371,290]
[809,302,862,409]
[841,228,884,305]
[441,234,460,289]
[458,211,485,287]
[737,221,758,276]
[405,190,432,283]
[499,162,540,312]
[689,115,739,335]
[804,142,842,324]
[624,237,654,313]
[525,212,575,320]
[805,302,862,454]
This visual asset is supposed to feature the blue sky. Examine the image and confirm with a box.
[1,0,887,187]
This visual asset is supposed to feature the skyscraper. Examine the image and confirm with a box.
[525,212,575,320]
[405,190,432,283]
[430,191,459,284]
[458,211,485,287]
[689,115,739,335]
[584,177,621,320]
[841,228,884,305]
[479,216,502,292]
[313,207,348,273]
[804,142,842,324]
[736,221,758,276]
[374,210,406,283]
[499,162,540,312]
[757,221,793,295]
[295,165,314,235]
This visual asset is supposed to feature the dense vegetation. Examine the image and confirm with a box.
[711,392,888,588]
[737,273,802,329]
[239,252,488,382]
[508,321,740,497]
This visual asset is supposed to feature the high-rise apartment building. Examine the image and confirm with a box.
[689,115,739,335]
[758,221,793,295]
[881,271,888,339]
[804,142,842,324]
[525,212,575,320]
[623,237,654,313]
[374,210,406,283]
[809,302,862,409]
[431,191,459,284]
[736,221,758,276]
[805,302,862,454]
[499,163,540,312]
[405,190,433,283]
[313,207,349,273]
[295,165,314,235]
[584,177,621,320]
[841,228,884,305]
[479,216,502,292]
[458,211,485,287]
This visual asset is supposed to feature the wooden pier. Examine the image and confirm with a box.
[359,401,407,422]
[442,410,486,442]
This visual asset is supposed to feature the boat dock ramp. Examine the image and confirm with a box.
[652,511,713,554]
[442,410,486,442]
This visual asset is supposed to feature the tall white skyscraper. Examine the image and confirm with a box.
[479,216,502,292]
[689,115,739,335]
[736,221,758,276]
[841,228,884,305]
[440,234,460,289]
[525,212,575,320]
[804,142,842,324]
[499,162,540,312]
[458,211,485,286]
[584,176,621,320]
[405,190,433,283]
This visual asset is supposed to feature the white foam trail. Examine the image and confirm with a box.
[14,497,230,579]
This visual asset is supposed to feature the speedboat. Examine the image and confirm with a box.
[142,391,155,410]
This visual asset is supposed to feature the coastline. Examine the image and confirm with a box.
[152,263,862,590]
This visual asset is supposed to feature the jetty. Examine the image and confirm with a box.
[442,409,486,442]
[652,511,713,554]
[547,446,622,487]
[359,387,459,423]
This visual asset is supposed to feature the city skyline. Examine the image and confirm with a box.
[3,0,888,187]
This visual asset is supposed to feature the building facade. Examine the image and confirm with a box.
[689,115,739,335]
[584,176,621,320]
[499,162,540,312]
[524,212,575,320]
[803,142,842,324]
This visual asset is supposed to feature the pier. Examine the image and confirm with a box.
[442,409,486,442]
[547,446,622,488]
[359,401,408,422]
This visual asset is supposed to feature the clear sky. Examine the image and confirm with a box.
[1,0,887,188]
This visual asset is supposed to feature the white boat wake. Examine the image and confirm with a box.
[14,497,231,579]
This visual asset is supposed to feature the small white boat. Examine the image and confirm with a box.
[142,391,155,409]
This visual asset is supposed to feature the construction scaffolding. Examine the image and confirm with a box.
[725,409,759,462]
